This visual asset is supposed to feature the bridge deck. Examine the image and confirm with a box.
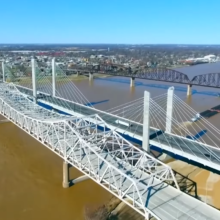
[15,86,220,171]
[30,92,220,171]
[1,84,220,219]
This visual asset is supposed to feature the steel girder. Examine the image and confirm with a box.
[70,65,220,88]
[103,68,190,84]
[190,72,220,87]
[0,82,180,219]
[112,69,220,88]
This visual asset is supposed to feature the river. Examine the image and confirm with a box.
[1,76,220,219]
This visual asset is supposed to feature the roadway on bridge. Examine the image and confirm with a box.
[1,83,220,219]
[26,90,220,172]
[16,86,220,172]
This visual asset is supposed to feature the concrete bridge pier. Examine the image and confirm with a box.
[71,175,89,185]
[145,212,151,220]
[0,119,10,124]
[89,72,94,81]
[130,77,135,87]
[62,161,69,188]
[187,84,192,96]
[62,161,90,188]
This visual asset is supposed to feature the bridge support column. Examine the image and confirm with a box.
[2,61,5,82]
[71,175,89,185]
[166,86,174,133]
[0,119,10,124]
[31,58,37,104]
[62,161,69,188]
[143,91,150,152]
[89,72,93,81]
[145,212,151,220]
[187,84,192,96]
[52,58,56,97]
[130,77,135,87]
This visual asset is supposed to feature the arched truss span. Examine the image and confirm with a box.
[76,66,220,88]
[191,72,220,87]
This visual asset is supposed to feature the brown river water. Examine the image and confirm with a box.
[1,76,220,220]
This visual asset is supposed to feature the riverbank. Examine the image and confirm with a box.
[8,73,112,85]
[69,73,111,81]
[84,196,146,220]
[168,160,220,208]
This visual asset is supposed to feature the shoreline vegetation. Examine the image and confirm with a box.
[84,196,146,220]
[7,73,112,84]
[84,157,220,219]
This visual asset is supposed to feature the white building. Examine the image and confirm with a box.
[204,54,216,62]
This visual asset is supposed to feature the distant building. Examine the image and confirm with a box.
[182,54,217,65]
[204,54,216,62]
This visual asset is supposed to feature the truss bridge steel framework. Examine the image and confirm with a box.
[65,66,220,88]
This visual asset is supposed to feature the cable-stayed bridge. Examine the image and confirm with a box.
[1,59,220,219]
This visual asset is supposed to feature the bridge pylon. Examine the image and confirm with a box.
[31,58,37,103]
[166,86,174,133]
[142,90,150,152]
[52,58,56,97]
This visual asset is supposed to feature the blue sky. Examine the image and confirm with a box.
[0,0,220,44]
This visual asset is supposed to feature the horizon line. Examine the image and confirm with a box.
[1,43,220,45]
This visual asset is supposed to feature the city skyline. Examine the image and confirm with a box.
[0,0,220,44]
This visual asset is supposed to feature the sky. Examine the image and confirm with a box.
[0,0,220,44]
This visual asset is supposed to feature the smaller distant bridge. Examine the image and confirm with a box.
[64,64,220,89]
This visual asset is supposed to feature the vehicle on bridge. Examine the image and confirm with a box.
[37,91,51,99]
[191,113,201,122]
[115,119,133,127]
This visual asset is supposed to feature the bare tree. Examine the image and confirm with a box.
[84,204,109,220]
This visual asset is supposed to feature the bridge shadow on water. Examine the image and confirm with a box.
[152,145,220,180]
[170,171,198,198]
[144,171,198,210]
[96,77,220,97]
